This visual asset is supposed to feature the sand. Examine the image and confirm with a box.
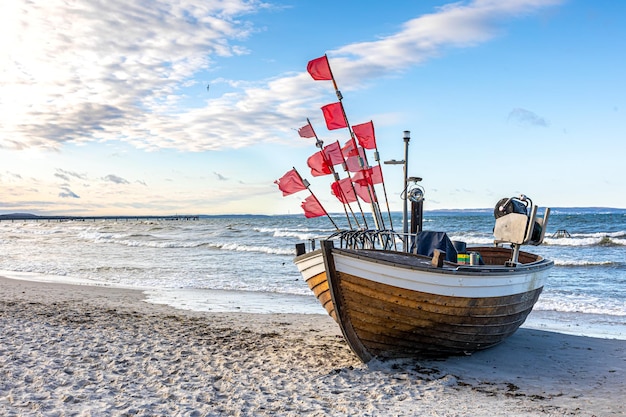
[1,276,624,417]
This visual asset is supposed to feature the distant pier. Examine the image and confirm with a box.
[0,214,199,222]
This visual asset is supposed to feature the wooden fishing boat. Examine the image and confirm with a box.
[294,195,553,362]
[281,54,553,362]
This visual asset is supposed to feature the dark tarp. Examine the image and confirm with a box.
[412,231,459,262]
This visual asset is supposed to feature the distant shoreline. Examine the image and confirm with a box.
[1,207,625,221]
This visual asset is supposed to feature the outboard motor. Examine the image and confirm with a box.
[493,195,550,265]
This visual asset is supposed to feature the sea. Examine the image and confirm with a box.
[1,208,625,340]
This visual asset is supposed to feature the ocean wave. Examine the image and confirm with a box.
[208,242,294,256]
[0,265,70,277]
[536,296,626,316]
[252,226,330,242]
[272,230,320,240]
[79,234,207,249]
[553,259,619,267]
[122,240,207,249]
[448,235,494,246]
[543,235,626,247]
[5,227,64,236]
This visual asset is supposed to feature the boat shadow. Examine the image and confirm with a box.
[371,328,626,398]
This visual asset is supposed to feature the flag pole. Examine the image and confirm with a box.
[367,121,394,231]
[324,57,384,230]
[303,119,358,229]
[293,167,339,231]
[309,125,359,230]
[305,117,367,229]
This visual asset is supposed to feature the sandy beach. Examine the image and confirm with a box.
[1,276,624,416]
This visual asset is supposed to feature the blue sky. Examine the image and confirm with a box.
[0,0,624,216]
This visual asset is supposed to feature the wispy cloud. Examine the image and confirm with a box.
[1,0,562,153]
[54,173,70,182]
[214,171,228,181]
[103,174,130,184]
[507,108,549,127]
[329,1,563,78]
[59,187,80,198]
[1,171,23,182]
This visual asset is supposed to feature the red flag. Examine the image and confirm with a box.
[343,145,366,172]
[298,124,315,138]
[307,151,331,177]
[344,155,361,172]
[307,56,333,81]
[301,195,327,218]
[274,169,307,196]
[341,139,359,157]
[353,166,383,186]
[352,121,376,149]
[321,102,347,130]
[323,141,344,166]
[331,178,357,204]
[353,182,377,203]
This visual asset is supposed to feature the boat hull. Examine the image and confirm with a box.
[317,242,553,362]
[294,249,336,321]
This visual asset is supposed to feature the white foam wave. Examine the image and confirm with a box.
[554,259,617,267]
[120,240,203,249]
[209,242,294,255]
[272,230,319,240]
[536,296,626,316]
[543,236,625,247]
[254,226,330,241]
[0,270,104,286]
[449,235,494,245]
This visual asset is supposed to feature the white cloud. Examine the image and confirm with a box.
[103,174,130,184]
[1,0,264,151]
[327,0,563,81]
[1,0,562,154]
[59,187,80,198]
[508,108,549,127]
[214,172,228,181]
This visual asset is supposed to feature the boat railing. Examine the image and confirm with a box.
[318,229,405,251]
[299,229,410,256]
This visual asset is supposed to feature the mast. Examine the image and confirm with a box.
[293,167,340,231]
[384,130,411,251]
[317,54,384,230]
[300,118,361,229]
[402,130,410,241]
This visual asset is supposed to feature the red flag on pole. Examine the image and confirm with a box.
[306,55,333,81]
[331,178,357,204]
[323,141,344,166]
[341,140,359,157]
[321,102,348,130]
[301,195,327,218]
[307,151,332,177]
[343,145,366,172]
[298,124,315,138]
[344,155,361,173]
[353,181,377,203]
[274,169,307,196]
[353,166,383,186]
[352,121,376,149]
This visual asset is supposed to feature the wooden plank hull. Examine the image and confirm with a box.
[319,242,553,362]
[294,250,336,321]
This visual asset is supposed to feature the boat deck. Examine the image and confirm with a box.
[336,246,551,275]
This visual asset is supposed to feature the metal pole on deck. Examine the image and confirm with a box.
[402,131,410,243]
[384,130,411,252]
